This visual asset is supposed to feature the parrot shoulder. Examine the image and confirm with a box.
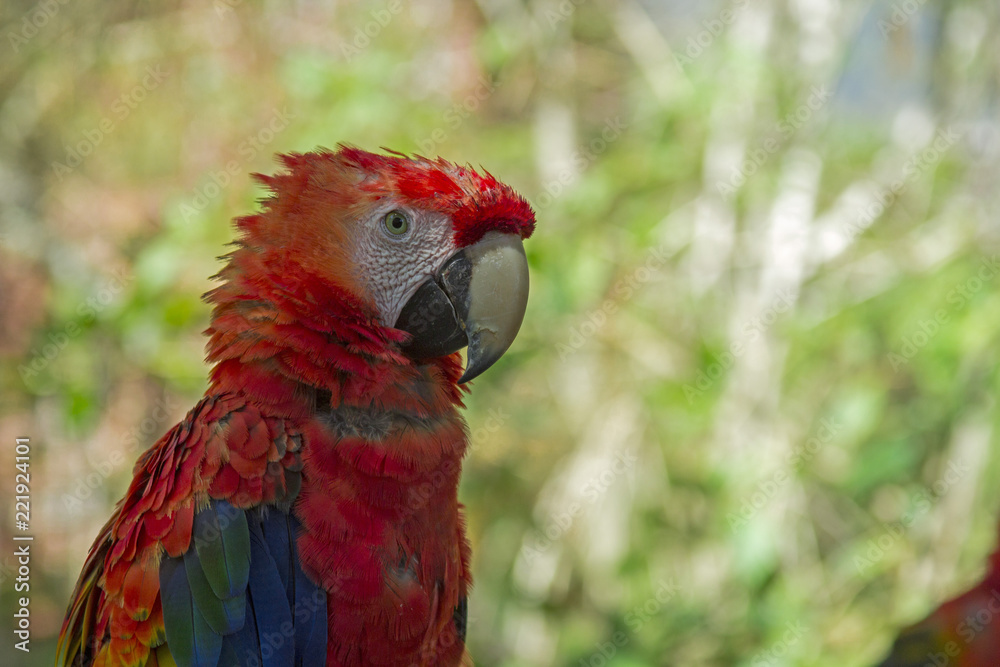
[57,393,310,667]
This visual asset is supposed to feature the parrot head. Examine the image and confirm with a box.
[221,146,535,384]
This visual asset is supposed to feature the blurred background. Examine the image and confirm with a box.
[2,0,999,665]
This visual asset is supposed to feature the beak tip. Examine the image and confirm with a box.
[457,332,509,384]
[456,350,498,385]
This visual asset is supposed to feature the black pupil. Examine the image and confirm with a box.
[390,215,403,230]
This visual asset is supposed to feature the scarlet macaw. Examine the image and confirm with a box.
[56,146,535,667]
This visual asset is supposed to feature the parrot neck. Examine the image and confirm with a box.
[202,250,467,418]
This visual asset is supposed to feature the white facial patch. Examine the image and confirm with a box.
[352,203,458,327]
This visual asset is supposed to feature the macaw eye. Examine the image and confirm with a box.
[383,210,410,236]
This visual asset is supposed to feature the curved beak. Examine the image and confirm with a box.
[394,232,529,384]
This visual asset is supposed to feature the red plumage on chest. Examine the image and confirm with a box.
[296,403,472,666]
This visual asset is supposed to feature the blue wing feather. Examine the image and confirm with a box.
[229,510,295,666]
[259,508,293,606]
[182,549,246,636]
[160,501,327,667]
[217,634,242,667]
[258,507,328,666]
[222,571,263,667]
[191,501,251,600]
[289,519,327,666]
[159,555,223,667]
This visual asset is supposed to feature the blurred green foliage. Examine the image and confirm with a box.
[1,0,999,665]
